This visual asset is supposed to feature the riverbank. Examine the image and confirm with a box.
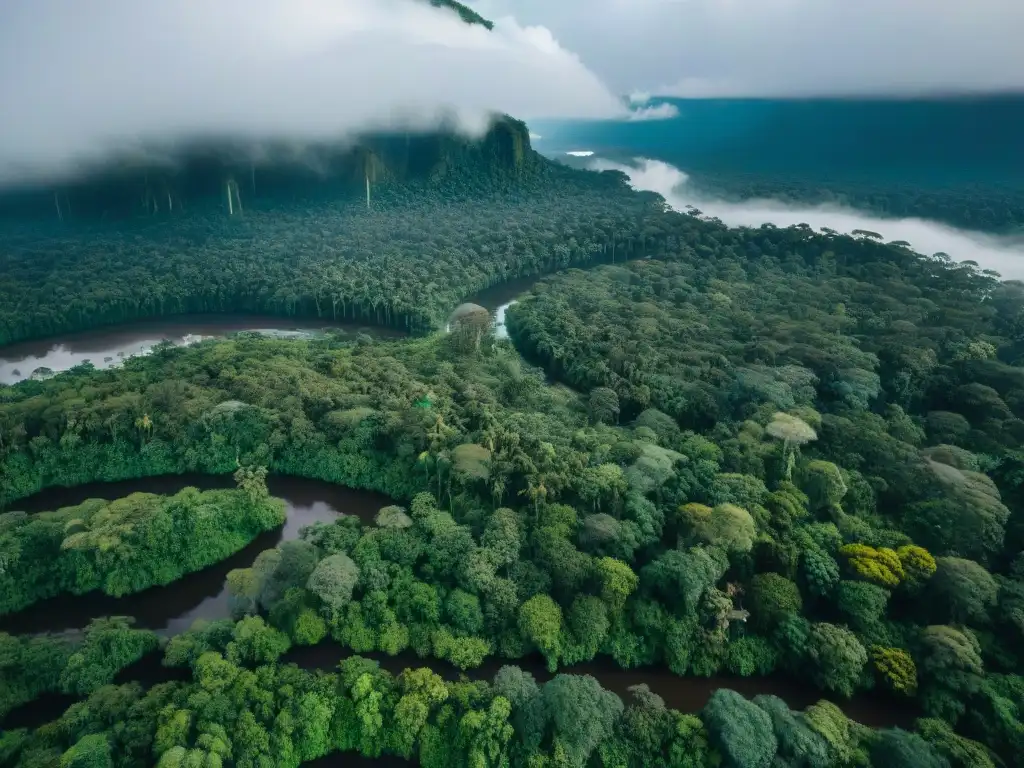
[0,255,611,384]
[0,474,391,636]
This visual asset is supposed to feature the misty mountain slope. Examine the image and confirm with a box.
[0,115,537,224]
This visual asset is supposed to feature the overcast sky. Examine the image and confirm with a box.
[470,0,1024,97]
[1,0,1021,187]
[0,0,625,185]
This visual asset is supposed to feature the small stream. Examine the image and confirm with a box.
[464,273,547,339]
[284,644,917,731]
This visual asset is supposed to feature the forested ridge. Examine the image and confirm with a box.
[2,65,1024,766]
[0,152,655,344]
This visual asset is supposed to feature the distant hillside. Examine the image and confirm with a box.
[535,95,1024,233]
[427,0,493,29]
[0,0,507,225]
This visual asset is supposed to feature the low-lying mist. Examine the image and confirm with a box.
[0,0,624,187]
[593,157,1024,280]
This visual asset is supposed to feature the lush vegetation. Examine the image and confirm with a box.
[0,308,1015,764]
[1,618,159,720]
[504,238,1024,759]
[0,155,660,344]
[0,476,285,615]
[1,109,1022,763]
[2,642,984,768]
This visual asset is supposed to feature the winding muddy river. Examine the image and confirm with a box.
[1,474,917,738]
[0,272,916,740]
[0,265,588,386]
[0,314,404,385]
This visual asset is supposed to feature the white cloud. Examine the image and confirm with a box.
[0,0,625,185]
[628,91,652,105]
[469,0,1024,97]
[624,102,681,121]
[592,157,1024,279]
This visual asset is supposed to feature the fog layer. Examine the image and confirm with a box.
[0,0,625,186]
[593,157,1024,280]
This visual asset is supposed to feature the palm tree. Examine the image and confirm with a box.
[519,475,547,523]
[135,413,153,446]
[417,450,433,488]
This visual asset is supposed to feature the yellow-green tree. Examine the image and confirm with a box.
[839,544,905,588]
[870,646,917,696]
[595,557,638,614]
[896,545,936,590]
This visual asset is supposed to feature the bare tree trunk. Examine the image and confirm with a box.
[226,179,243,215]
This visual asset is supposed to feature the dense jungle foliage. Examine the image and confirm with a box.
[1,618,159,721]
[0,153,657,344]
[0,274,1018,766]
[4,643,968,768]
[503,233,1024,758]
[0,474,285,616]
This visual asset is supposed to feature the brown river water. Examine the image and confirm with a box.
[0,268,574,385]
[0,314,403,385]
[0,474,917,740]
[0,474,391,636]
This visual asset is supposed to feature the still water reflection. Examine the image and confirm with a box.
[0,474,391,636]
[466,274,543,339]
